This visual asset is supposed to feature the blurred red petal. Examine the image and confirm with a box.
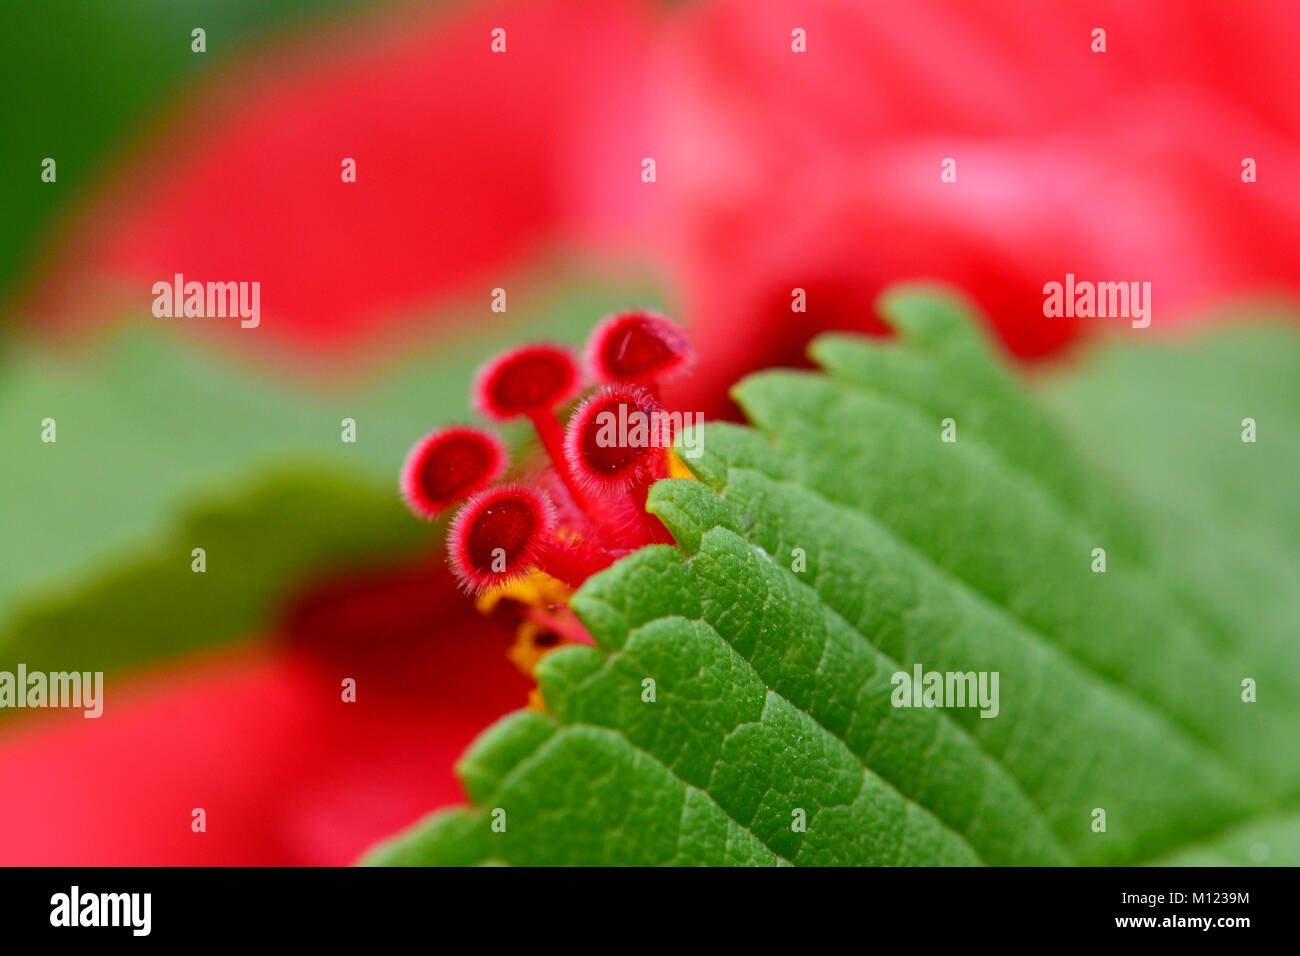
[27,0,653,351]
[652,0,1300,411]
[0,566,530,866]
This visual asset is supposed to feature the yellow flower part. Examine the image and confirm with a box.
[474,568,572,615]
[666,449,699,481]
[506,620,564,677]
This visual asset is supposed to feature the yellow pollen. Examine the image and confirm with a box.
[479,570,575,716]
[475,568,572,615]
[506,621,566,677]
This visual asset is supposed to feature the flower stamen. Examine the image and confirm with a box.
[400,426,508,519]
[401,311,697,688]
[587,309,694,398]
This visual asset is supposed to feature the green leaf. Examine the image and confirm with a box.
[365,288,1300,866]
[0,281,662,702]
[0,282,653,630]
[0,466,428,722]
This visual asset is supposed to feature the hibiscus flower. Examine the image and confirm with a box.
[3,0,1298,865]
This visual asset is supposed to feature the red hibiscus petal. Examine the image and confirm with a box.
[651,0,1300,413]
[0,566,530,866]
[27,0,653,351]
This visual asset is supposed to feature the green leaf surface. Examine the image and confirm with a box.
[366,289,1300,866]
[0,466,429,724]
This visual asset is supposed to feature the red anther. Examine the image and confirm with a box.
[400,426,508,520]
[474,344,582,422]
[564,385,672,495]
[447,484,555,593]
[586,310,693,386]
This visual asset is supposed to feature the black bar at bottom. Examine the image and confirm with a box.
[0,865,1282,942]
